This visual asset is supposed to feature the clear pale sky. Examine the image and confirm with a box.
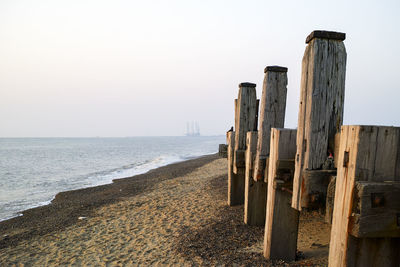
[1,0,399,137]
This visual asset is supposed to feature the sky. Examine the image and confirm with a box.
[1,0,399,137]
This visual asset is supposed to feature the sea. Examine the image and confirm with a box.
[0,136,225,222]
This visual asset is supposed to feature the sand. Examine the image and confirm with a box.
[0,154,330,266]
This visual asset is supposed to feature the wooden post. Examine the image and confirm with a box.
[219,144,228,158]
[264,128,299,261]
[244,131,266,225]
[292,30,347,210]
[229,83,258,206]
[253,66,288,181]
[325,176,336,224]
[329,125,400,267]
[227,131,238,206]
[243,66,288,225]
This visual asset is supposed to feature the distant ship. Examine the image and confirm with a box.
[185,121,200,136]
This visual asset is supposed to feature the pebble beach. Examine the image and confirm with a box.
[0,154,330,266]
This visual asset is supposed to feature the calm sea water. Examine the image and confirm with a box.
[0,136,225,221]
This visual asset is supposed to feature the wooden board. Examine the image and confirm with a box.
[300,169,336,209]
[325,176,336,224]
[253,68,288,181]
[227,131,240,206]
[349,181,400,238]
[244,131,267,226]
[264,128,298,261]
[328,125,400,267]
[292,36,347,210]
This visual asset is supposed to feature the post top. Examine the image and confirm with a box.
[239,82,256,88]
[305,30,346,44]
[264,66,288,73]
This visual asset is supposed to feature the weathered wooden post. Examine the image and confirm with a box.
[329,125,400,267]
[253,66,288,180]
[244,66,288,226]
[264,128,298,261]
[218,144,228,158]
[228,83,258,206]
[227,130,236,204]
[292,30,347,211]
[244,131,260,224]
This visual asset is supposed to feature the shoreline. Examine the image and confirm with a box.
[0,152,217,223]
[0,153,219,250]
[1,154,330,266]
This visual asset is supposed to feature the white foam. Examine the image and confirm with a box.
[87,154,185,187]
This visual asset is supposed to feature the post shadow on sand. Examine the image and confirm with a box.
[174,174,269,266]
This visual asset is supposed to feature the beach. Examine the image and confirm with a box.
[0,154,330,266]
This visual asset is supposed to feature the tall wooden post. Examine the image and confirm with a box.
[292,30,347,210]
[329,125,400,267]
[243,66,288,226]
[228,83,258,206]
[264,128,298,261]
[253,66,288,181]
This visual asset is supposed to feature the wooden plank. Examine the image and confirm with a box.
[227,131,235,171]
[291,41,312,210]
[354,181,400,216]
[325,176,336,224]
[227,131,239,206]
[348,181,400,238]
[355,126,400,181]
[300,170,336,209]
[329,125,400,267]
[292,32,347,210]
[264,128,298,261]
[334,133,341,168]
[244,131,267,226]
[234,150,246,168]
[329,125,359,267]
[349,213,400,238]
[350,237,400,267]
[305,30,346,44]
[253,67,288,181]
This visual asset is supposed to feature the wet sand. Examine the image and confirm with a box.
[0,154,330,266]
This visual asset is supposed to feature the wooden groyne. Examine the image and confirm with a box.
[224,30,400,266]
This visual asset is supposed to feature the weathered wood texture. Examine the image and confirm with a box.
[292,31,347,210]
[218,144,228,158]
[325,176,336,224]
[229,84,258,206]
[253,67,288,181]
[233,83,258,174]
[334,133,341,168]
[306,30,346,44]
[227,131,239,206]
[328,125,400,267]
[300,169,336,209]
[349,181,400,238]
[264,128,298,261]
[244,132,267,226]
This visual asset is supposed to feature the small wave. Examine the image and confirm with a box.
[0,213,23,222]
[84,154,185,187]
